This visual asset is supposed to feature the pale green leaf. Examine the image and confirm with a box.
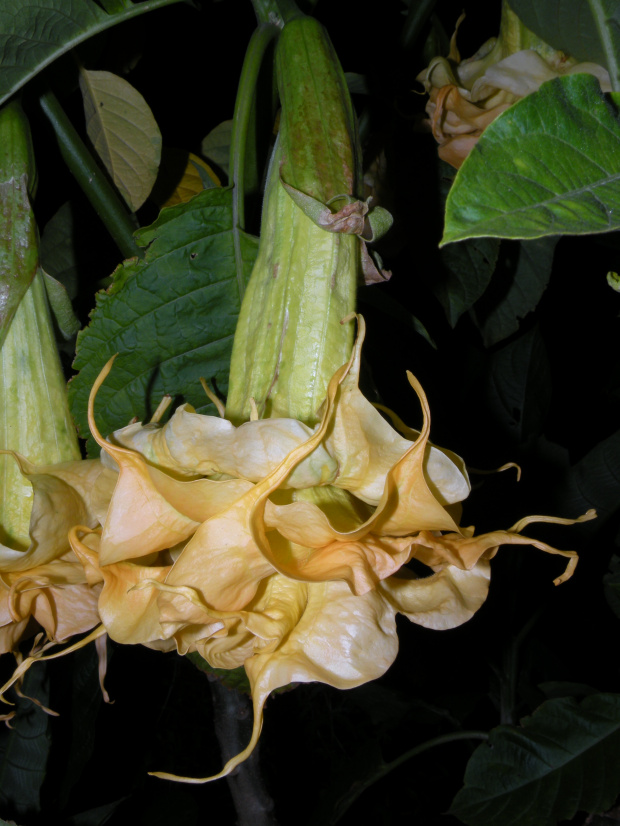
[0,0,186,107]
[201,119,233,179]
[79,69,161,211]
[42,268,80,339]
[442,74,620,245]
[451,694,620,826]
[69,186,258,457]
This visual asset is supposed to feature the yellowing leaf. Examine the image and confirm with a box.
[154,150,220,208]
[79,69,161,211]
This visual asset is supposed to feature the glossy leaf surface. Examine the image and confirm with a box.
[442,75,620,245]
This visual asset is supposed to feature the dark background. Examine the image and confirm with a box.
[2,0,619,823]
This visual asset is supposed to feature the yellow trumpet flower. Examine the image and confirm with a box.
[66,317,592,782]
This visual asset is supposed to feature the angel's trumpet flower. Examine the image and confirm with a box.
[417,2,611,168]
[0,102,113,655]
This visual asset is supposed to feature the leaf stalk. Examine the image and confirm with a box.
[37,87,141,260]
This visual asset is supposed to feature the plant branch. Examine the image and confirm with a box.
[209,677,278,826]
[230,21,279,298]
[37,87,141,260]
[331,730,489,825]
[400,0,436,49]
[587,0,620,92]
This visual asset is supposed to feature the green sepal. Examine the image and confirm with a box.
[186,652,251,694]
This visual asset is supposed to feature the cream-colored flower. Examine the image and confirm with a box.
[63,317,592,783]
[417,12,611,168]
[0,451,114,654]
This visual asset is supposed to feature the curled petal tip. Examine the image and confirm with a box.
[553,553,578,586]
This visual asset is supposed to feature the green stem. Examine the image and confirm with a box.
[37,87,141,260]
[500,606,542,725]
[385,730,489,773]
[250,0,283,25]
[269,0,303,24]
[401,0,436,49]
[230,22,279,298]
[587,0,620,92]
[332,731,489,825]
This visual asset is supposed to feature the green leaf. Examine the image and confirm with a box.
[442,75,620,245]
[485,326,551,445]
[0,664,52,818]
[437,236,500,327]
[97,0,133,11]
[450,694,620,826]
[39,202,83,299]
[558,427,620,526]
[201,120,233,179]
[510,0,620,86]
[473,238,557,347]
[79,69,162,211]
[42,268,81,339]
[69,185,258,456]
[0,0,186,107]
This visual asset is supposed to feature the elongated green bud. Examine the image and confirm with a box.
[0,104,80,549]
[276,16,360,204]
[226,16,360,425]
[0,101,38,348]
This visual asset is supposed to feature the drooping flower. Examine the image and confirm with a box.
[0,451,114,655]
[417,6,611,168]
[0,98,115,659]
[67,315,592,782]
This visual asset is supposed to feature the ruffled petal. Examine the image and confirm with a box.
[0,452,112,571]
[380,562,491,630]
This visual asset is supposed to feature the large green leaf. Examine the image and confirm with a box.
[485,326,551,445]
[79,69,161,211]
[437,236,500,328]
[69,186,258,456]
[0,0,185,107]
[442,74,620,245]
[450,694,620,826]
[473,238,557,347]
[510,0,620,87]
[557,427,620,526]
